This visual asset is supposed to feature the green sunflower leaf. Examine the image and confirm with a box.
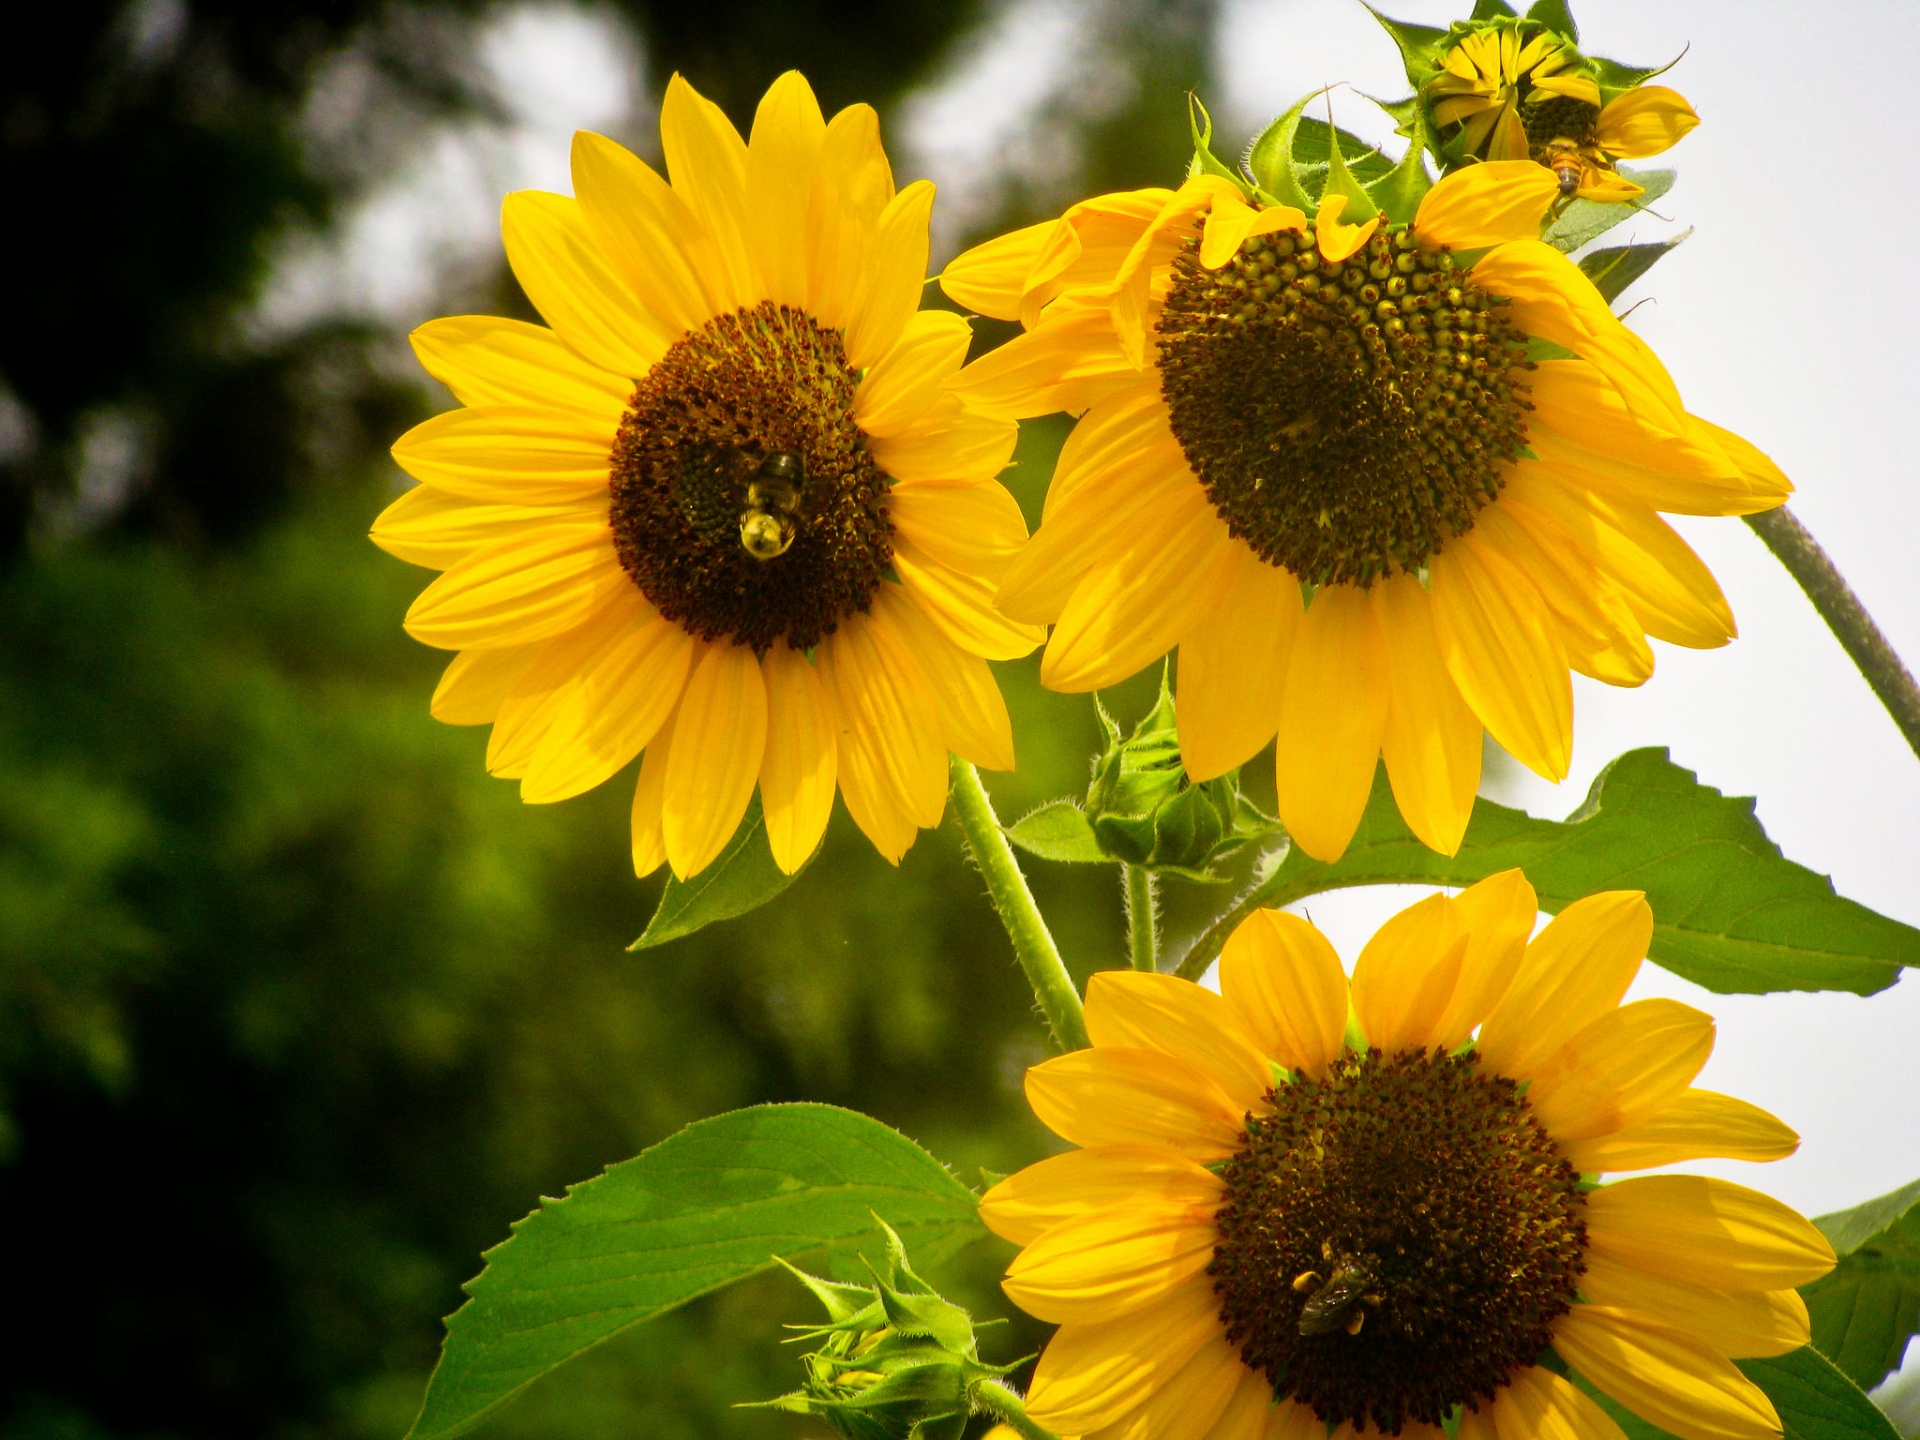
[1578,229,1690,304]
[406,1103,985,1440]
[1804,1177,1920,1391]
[1005,799,1108,864]
[1169,748,1916,997]
[1542,165,1675,253]
[1574,1347,1901,1440]
[629,793,812,950]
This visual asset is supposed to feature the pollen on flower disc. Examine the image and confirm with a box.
[1155,222,1533,587]
[1209,1047,1588,1433]
[608,301,894,652]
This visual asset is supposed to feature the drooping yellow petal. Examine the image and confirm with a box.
[1430,530,1572,781]
[1025,1047,1249,1161]
[844,178,935,370]
[371,484,605,571]
[409,315,632,420]
[1553,1305,1780,1440]
[1177,541,1300,781]
[757,644,837,875]
[1594,86,1700,160]
[947,293,1140,420]
[1024,188,1176,325]
[403,521,623,651]
[1580,1256,1811,1360]
[1276,583,1390,862]
[1585,1175,1836,1291]
[1201,191,1305,269]
[1560,1089,1801,1173]
[1108,176,1245,366]
[1084,971,1272,1110]
[1476,889,1651,1078]
[1430,868,1537,1048]
[1374,572,1483,854]
[1026,1280,1223,1434]
[744,71,827,309]
[1218,908,1350,1079]
[661,641,768,878]
[1485,1363,1628,1440]
[853,309,973,438]
[570,130,723,337]
[1004,1202,1219,1323]
[1413,160,1559,249]
[500,190,670,379]
[1523,998,1716,1143]
[429,643,540,725]
[391,405,614,506]
[806,102,894,335]
[629,705,675,876]
[981,1144,1225,1247]
[1352,893,1467,1054]
[659,73,759,310]
[875,583,1015,770]
[1314,192,1379,264]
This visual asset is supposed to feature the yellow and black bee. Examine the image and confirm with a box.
[1540,137,1589,198]
[739,451,805,560]
[1293,1251,1384,1337]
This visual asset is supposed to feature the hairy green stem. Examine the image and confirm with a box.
[948,756,1088,1051]
[1744,506,1920,763]
[972,1380,1064,1440]
[1125,864,1159,971]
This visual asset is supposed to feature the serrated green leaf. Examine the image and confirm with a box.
[1169,748,1916,996]
[1005,799,1107,864]
[1573,1347,1901,1440]
[630,794,812,950]
[1804,1178,1920,1390]
[1578,230,1689,303]
[406,1103,984,1440]
[1543,166,1675,252]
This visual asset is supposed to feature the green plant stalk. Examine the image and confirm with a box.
[1125,864,1158,971]
[1744,506,1920,763]
[973,1380,1064,1440]
[948,756,1089,1051]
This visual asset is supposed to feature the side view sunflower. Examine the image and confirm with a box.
[941,161,1789,862]
[982,871,1833,1440]
[373,71,1041,881]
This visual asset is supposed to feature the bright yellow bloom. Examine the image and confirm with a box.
[942,164,1788,862]
[375,72,1040,880]
[983,873,1831,1440]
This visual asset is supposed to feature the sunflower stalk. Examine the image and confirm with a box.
[1743,506,1920,764]
[1124,864,1159,971]
[948,756,1089,1051]
[971,1380,1064,1440]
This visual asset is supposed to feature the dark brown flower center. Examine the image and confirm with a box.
[1522,93,1602,150]
[1209,1047,1587,1434]
[1155,221,1532,588]
[608,301,893,652]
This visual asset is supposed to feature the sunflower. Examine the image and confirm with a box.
[982,872,1832,1440]
[373,71,1041,880]
[1427,27,1699,201]
[941,162,1789,862]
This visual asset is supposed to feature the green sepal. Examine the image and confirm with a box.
[1577,229,1689,304]
[1003,799,1108,864]
[1367,93,1435,224]
[630,793,815,949]
[1245,88,1327,212]
[1365,5,1455,89]
[1542,165,1675,252]
[1802,1176,1920,1390]
[1524,0,1578,42]
[1322,121,1381,224]
[1588,48,1685,103]
[1469,0,1519,20]
[1187,93,1250,191]
[773,1256,881,1327]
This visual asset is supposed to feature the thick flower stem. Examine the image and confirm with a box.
[1745,506,1920,762]
[948,756,1089,1051]
[973,1380,1064,1440]
[1124,864,1159,971]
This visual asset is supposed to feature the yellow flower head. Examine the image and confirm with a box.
[1427,21,1698,200]
[942,163,1790,863]
[374,72,1042,881]
[983,874,1833,1440]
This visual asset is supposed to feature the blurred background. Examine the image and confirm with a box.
[0,1,1913,1436]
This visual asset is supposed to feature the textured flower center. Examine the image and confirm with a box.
[608,302,893,651]
[1522,94,1601,149]
[1209,1047,1587,1433]
[1155,222,1533,587]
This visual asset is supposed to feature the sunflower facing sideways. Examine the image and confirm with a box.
[373,72,1041,880]
[984,872,1833,1440]
[941,159,1791,862]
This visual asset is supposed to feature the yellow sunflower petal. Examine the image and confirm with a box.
[659,73,759,310]
[888,477,1029,580]
[1477,889,1651,1079]
[1683,416,1793,510]
[866,392,1018,486]
[1025,188,1176,324]
[1476,499,1653,688]
[391,406,614,506]
[853,309,973,438]
[570,130,723,337]
[1524,998,1716,1143]
[892,537,1045,661]
[844,178,935,370]
[1079,1331,1247,1440]
[1025,1047,1249,1160]
[1044,385,1174,519]
[1026,1280,1223,1434]
[816,607,945,862]
[630,706,674,876]
[1110,176,1245,366]
[660,640,768,878]
[1594,86,1700,160]
[403,521,623,651]
[484,604,632,777]
[1414,160,1559,249]
[1209,1366,1286,1440]
[876,584,1015,770]
[1275,583,1390,863]
[806,102,895,335]
[1351,893,1467,1054]
[1553,1305,1780,1440]
[1580,1257,1811,1360]
[409,315,631,419]
[1487,1364,1628,1440]
[1430,530,1572,781]
[1431,868,1538,1047]
[1585,1175,1836,1291]
[1085,971,1272,1110]
[1374,571,1483,854]
[1177,541,1300,781]
[429,643,539,725]
[757,644,838,875]
[981,1144,1225,1247]
[745,70,827,309]
[1265,1397,1328,1440]
[947,296,1139,421]
[1559,1089,1801,1173]
[939,217,1054,321]
[1218,908,1350,1079]
[371,484,605,571]
[500,190,670,379]
[1004,1202,1220,1323]
[1314,192,1379,264]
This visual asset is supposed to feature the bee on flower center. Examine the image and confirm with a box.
[740,451,805,560]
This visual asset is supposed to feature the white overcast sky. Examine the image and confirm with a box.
[286,0,1919,1237]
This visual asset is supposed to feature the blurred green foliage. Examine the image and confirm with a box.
[0,0,1220,1436]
